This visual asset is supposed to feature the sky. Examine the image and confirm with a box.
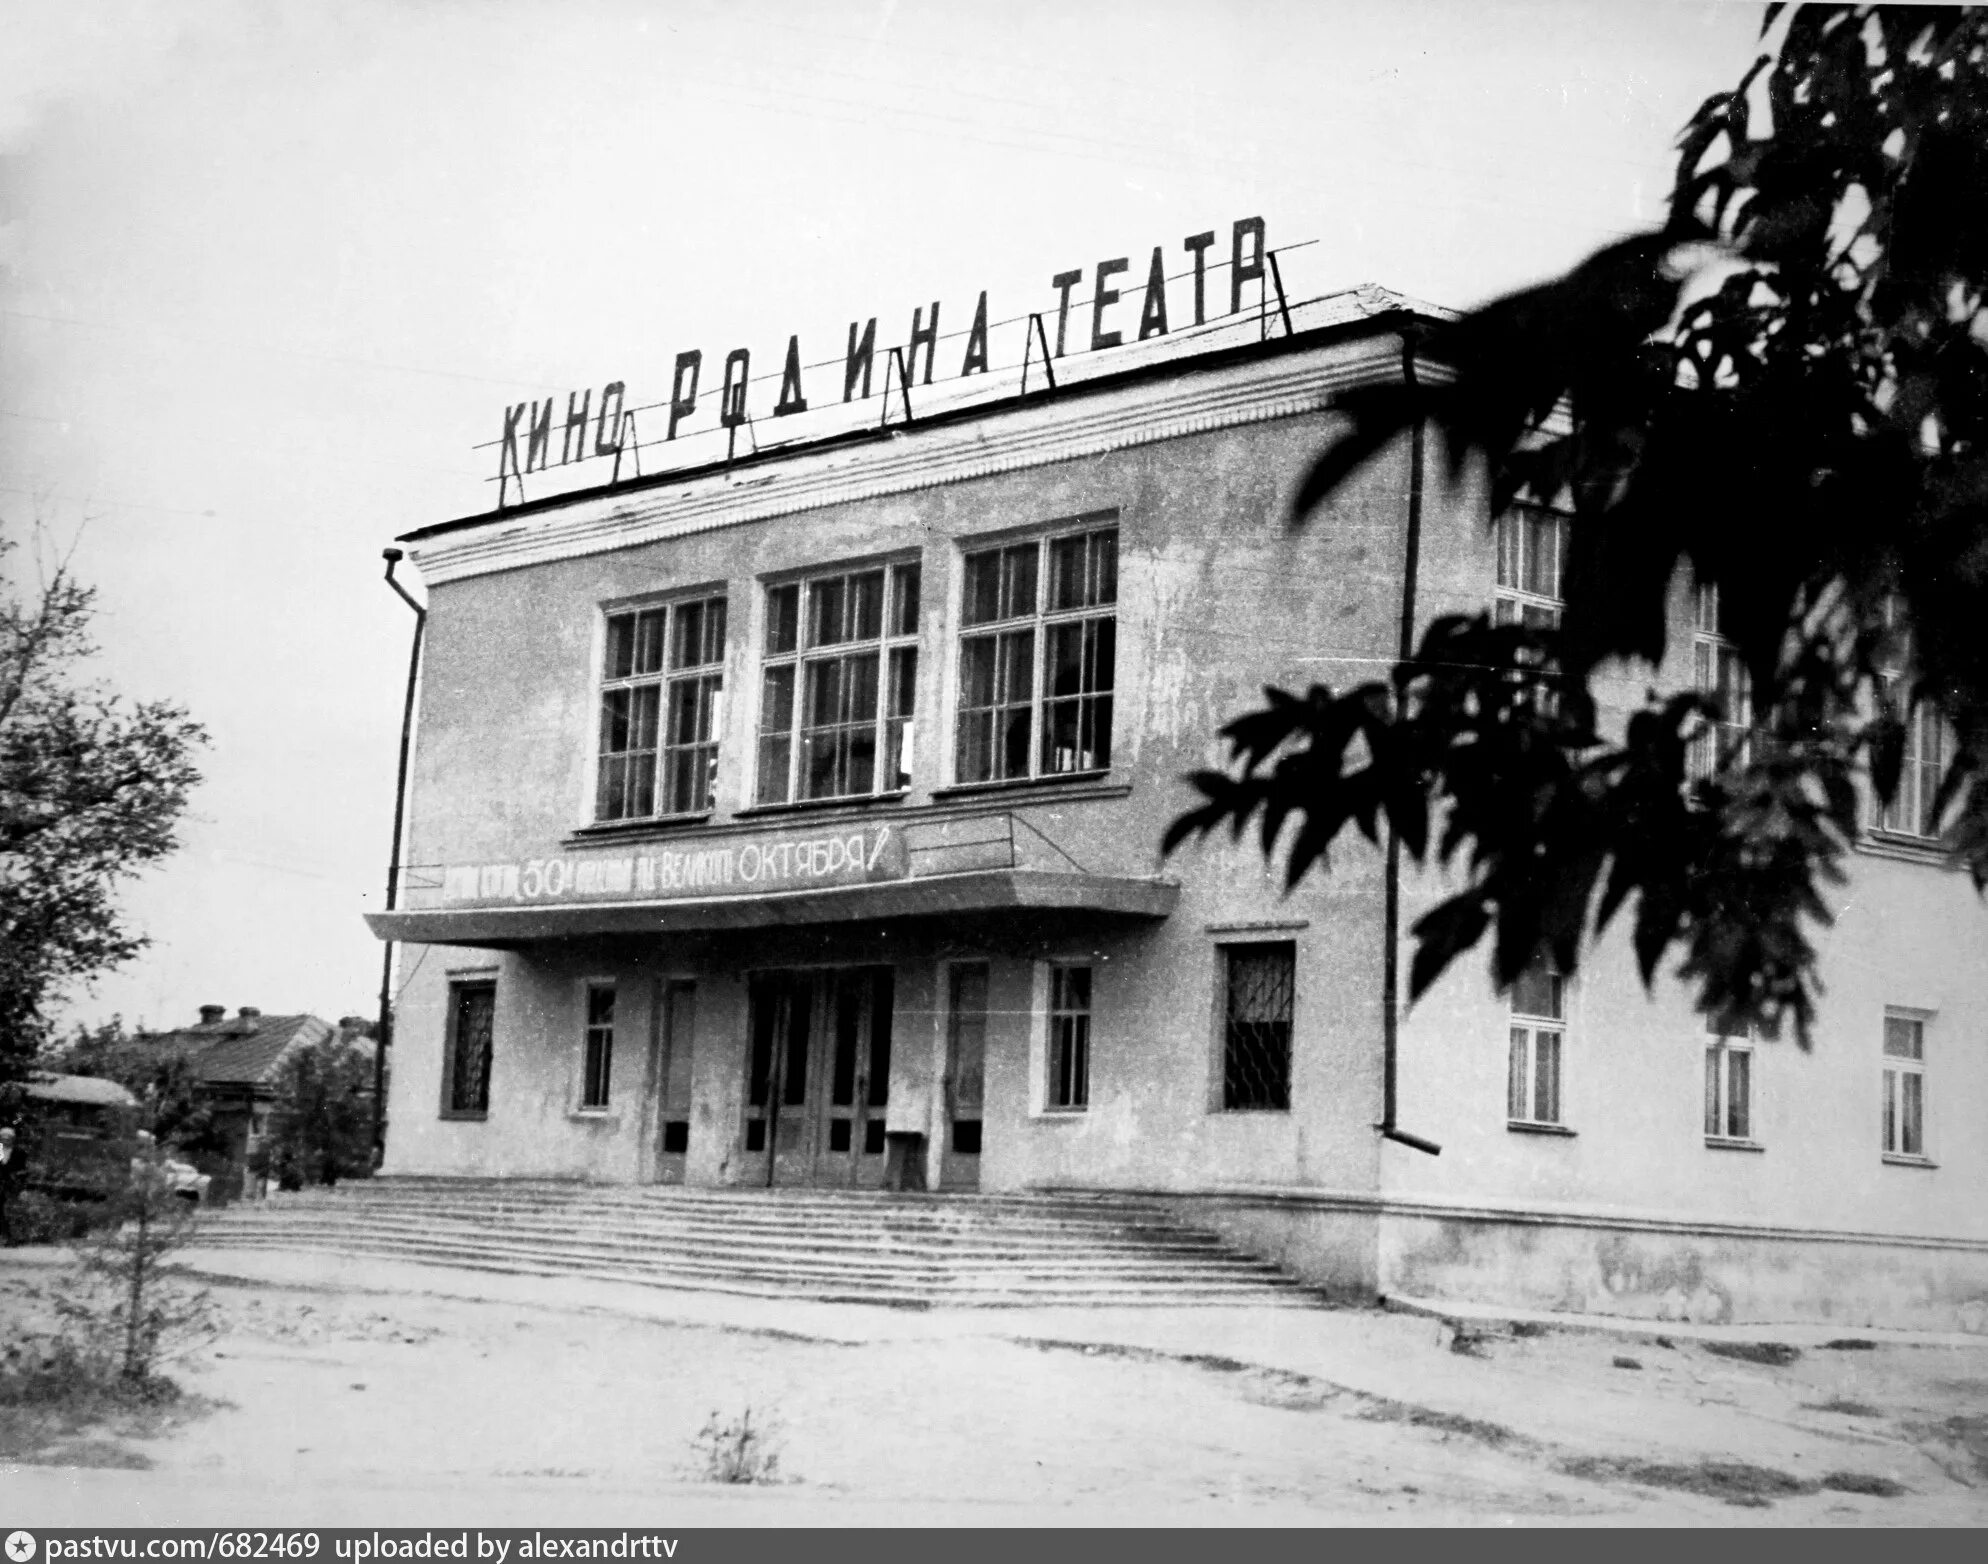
[0,0,1765,1034]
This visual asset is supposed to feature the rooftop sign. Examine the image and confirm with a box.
[489,216,1279,504]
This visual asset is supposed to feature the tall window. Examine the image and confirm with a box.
[957,525,1117,784]
[1507,962,1565,1128]
[597,595,727,821]
[1494,505,1567,627]
[1692,583,1751,778]
[757,563,919,803]
[1221,943,1295,1111]
[1046,963,1092,1111]
[1704,1014,1766,1144]
[581,984,614,1111]
[445,980,496,1117]
[1872,599,1949,840]
[1882,1012,1927,1158]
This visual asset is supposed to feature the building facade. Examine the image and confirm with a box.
[371,288,1988,1331]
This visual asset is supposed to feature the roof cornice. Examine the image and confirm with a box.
[407,325,1440,587]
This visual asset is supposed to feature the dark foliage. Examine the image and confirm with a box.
[249,1036,376,1190]
[1170,6,1988,1040]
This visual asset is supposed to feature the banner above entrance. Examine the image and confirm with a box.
[433,822,910,910]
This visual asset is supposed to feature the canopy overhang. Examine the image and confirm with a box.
[365,868,1178,948]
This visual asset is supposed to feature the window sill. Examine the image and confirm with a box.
[1507,1120,1576,1137]
[1857,832,1956,869]
[1033,1108,1089,1121]
[1213,1106,1292,1116]
[568,812,713,843]
[1881,1152,1938,1168]
[931,773,1127,805]
[570,1109,620,1126]
[733,792,910,821]
[438,1111,487,1123]
[1704,1136,1765,1153]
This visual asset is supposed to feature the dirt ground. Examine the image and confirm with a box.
[4,1247,1987,1526]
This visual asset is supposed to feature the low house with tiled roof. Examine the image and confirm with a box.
[147,1006,376,1199]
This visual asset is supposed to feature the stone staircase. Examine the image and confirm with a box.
[190,1178,1318,1309]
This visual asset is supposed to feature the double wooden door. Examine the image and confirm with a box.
[741,967,894,1187]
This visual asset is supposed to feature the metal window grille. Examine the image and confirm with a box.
[1046,963,1091,1110]
[957,526,1116,784]
[597,595,726,821]
[581,985,614,1110]
[1882,1013,1926,1157]
[447,981,495,1115]
[1222,943,1294,1110]
[757,562,919,803]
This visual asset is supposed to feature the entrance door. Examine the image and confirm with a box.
[940,962,988,1190]
[742,967,894,1188]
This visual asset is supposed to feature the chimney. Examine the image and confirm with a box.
[237,1006,261,1019]
[198,1005,226,1025]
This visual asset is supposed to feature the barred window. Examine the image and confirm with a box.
[445,980,496,1118]
[597,596,727,821]
[1046,964,1092,1111]
[1507,961,1565,1128]
[957,525,1116,784]
[581,984,614,1111]
[1882,1012,1927,1159]
[1221,943,1294,1111]
[1494,505,1567,628]
[757,563,919,804]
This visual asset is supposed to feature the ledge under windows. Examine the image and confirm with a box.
[569,1109,621,1126]
[1704,1136,1765,1154]
[1857,831,1956,869]
[567,812,713,845]
[1882,1152,1938,1169]
[1507,1120,1576,1138]
[931,773,1128,806]
[734,791,910,822]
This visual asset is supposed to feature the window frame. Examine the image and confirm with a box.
[441,976,497,1121]
[1881,1009,1932,1162]
[1043,961,1093,1113]
[578,980,616,1113]
[754,558,921,807]
[1691,582,1752,780]
[1216,941,1296,1113]
[1703,1014,1764,1148]
[1493,503,1568,629]
[1506,962,1569,1133]
[952,519,1119,789]
[1870,601,1951,842]
[593,591,729,825]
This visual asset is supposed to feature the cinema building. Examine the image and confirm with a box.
[370,286,1988,1331]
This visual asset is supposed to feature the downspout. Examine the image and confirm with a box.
[1380,333,1442,1158]
[376,547,427,1164]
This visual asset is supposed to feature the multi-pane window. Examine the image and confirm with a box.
[1703,1014,1764,1143]
[597,596,727,821]
[1882,1012,1927,1158]
[1874,683,1947,839]
[581,984,614,1111]
[957,525,1117,784]
[1222,943,1295,1111]
[757,563,920,803]
[1692,583,1751,778]
[1494,505,1567,627]
[445,980,496,1117]
[1507,962,1565,1128]
[1046,963,1092,1111]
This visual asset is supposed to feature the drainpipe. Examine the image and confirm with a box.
[376,547,427,1165]
[1379,333,1441,1158]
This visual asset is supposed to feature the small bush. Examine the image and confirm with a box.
[693,1407,783,1484]
[6,1190,111,1246]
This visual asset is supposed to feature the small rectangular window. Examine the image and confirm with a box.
[1046,963,1092,1111]
[581,984,614,1110]
[1493,505,1567,627]
[1507,960,1566,1129]
[1221,943,1294,1111]
[757,562,919,803]
[1704,1011,1768,1145]
[597,595,727,822]
[1882,1012,1927,1158]
[445,980,496,1117]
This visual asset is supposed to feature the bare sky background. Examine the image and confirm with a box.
[0,0,1762,1033]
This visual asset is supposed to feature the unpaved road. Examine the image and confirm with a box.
[4,1250,1986,1525]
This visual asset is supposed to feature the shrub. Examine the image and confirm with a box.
[693,1407,783,1484]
